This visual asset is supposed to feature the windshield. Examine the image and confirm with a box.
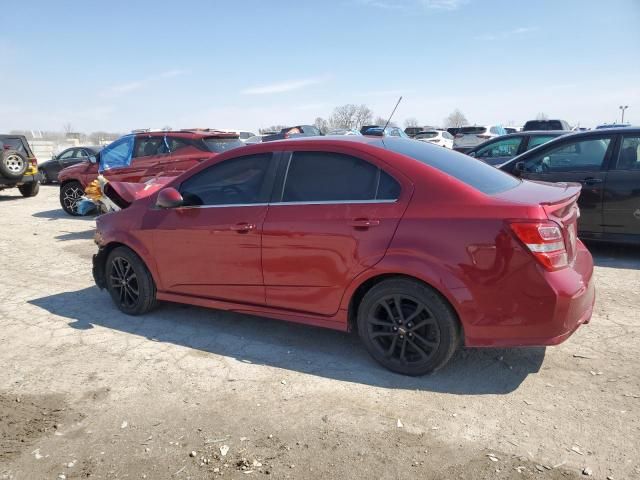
[383,138,520,195]
[203,137,244,153]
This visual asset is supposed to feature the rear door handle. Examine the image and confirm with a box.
[582,177,603,185]
[351,218,380,228]
[230,223,256,233]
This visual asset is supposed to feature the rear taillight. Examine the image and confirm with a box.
[509,221,568,271]
[29,158,37,167]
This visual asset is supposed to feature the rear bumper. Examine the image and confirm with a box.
[463,242,595,347]
[0,172,41,187]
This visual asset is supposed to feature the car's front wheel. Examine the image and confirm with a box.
[60,181,84,216]
[105,246,157,315]
[357,278,461,376]
[18,182,39,197]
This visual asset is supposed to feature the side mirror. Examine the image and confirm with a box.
[88,155,97,164]
[468,151,476,157]
[514,161,525,176]
[156,187,183,209]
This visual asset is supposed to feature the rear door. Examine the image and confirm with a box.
[519,134,616,235]
[261,149,411,316]
[602,134,640,236]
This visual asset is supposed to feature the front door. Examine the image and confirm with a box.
[146,153,277,305]
[603,134,640,236]
[262,150,411,316]
[519,135,615,235]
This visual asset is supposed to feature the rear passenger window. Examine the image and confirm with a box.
[281,152,400,202]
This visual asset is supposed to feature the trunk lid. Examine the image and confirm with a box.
[103,177,174,208]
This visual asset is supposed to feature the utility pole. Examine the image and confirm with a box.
[619,105,629,124]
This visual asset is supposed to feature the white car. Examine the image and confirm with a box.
[453,125,507,152]
[414,130,453,148]
[220,129,257,142]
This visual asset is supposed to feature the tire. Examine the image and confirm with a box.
[40,168,50,184]
[105,246,157,315]
[0,150,28,179]
[18,181,39,197]
[357,277,460,376]
[59,181,84,216]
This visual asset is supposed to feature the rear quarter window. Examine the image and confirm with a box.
[384,138,520,195]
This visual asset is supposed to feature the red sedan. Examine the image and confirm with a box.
[92,136,595,375]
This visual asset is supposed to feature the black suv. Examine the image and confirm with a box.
[0,134,40,197]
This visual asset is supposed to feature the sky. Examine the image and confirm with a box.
[1,0,639,134]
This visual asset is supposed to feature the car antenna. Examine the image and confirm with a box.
[383,96,403,131]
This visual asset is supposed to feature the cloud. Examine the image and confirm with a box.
[101,70,189,97]
[357,0,466,11]
[241,75,331,95]
[475,26,538,41]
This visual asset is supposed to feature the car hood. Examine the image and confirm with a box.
[103,177,174,208]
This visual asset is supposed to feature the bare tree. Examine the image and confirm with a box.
[404,117,420,128]
[373,116,397,128]
[536,112,549,120]
[443,109,468,128]
[329,104,373,130]
[63,122,73,135]
[314,117,330,134]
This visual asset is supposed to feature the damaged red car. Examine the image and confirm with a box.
[92,136,595,375]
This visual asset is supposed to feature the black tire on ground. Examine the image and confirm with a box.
[18,182,39,197]
[40,168,50,184]
[59,181,84,216]
[357,277,461,376]
[0,150,28,179]
[105,246,157,316]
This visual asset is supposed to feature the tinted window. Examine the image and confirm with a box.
[281,151,399,202]
[523,120,564,131]
[203,137,244,153]
[527,135,559,150]
[179,154,272,206]
[58,149,75,159]
[134,137,165,158]
[168,138,191,153]
[0,137,27,153]
[475,137,522,158]
[523,138,611,173]
[383,138,520,195]
[615,136,640,170]
[459,127,487,135]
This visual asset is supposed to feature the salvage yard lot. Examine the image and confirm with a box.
[1,186,639,479]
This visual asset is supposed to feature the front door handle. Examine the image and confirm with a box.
[583,177,603,185]
[230,223,256,233]
[351,218,380,228]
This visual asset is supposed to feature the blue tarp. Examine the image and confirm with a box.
[99,135,135,173]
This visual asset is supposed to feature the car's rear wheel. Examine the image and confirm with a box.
[0,150,28,179]
[105,246,157,315]
[60,181,84,216]
[357,278,460,376]
[18,182,39,197]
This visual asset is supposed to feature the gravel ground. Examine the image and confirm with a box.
[1,185,639,480]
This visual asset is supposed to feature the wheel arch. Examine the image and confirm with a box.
[345,268,465,338]
[96,240,159,290]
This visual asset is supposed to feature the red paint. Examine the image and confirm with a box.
[95,137,594,347]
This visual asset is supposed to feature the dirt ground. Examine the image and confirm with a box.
[0,185,638,480]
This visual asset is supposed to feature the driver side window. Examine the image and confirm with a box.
[523,138,611,173]
[476,137,522,158]
[179,153,274,206]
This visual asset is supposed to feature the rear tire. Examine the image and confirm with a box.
[105,246,157,315]
[357,278,460,376]
[60,181,84,216]
[18,182,39,197]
